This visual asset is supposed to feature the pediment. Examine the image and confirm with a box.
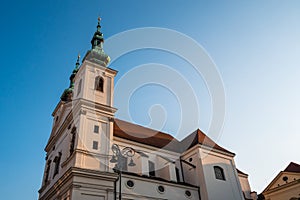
[264,171,300,192]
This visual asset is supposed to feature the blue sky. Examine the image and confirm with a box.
[0,0,299,199]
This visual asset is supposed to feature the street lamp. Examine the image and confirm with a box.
[110,144,136,200]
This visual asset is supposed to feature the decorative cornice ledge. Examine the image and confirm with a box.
[38,167,118,200]
[264,179,300,195]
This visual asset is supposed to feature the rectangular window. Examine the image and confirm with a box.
[53,152,62,178]
[148,161,155,177]
[175,167,180,182]
[92,141,98,150]
[214,166,226,180]
[94,125,99,133]
[44,160,51,184]
[77,79,82,96]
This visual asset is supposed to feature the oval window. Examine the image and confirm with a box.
[126,180,134,188]
[157,185,165,193]
[185,190,192,198]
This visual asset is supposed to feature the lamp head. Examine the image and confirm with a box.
[128,158,136,167]
[110,155,118,163]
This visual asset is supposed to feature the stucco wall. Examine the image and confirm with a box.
[199,148,244,200]
[239,175,252,198]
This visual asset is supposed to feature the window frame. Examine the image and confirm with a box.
[69,127,76,155]
[77,79,82,96]
[44,160,52,184]
[148,160,156,177]
[214,166,226,181]
[53,152,62,178]
[92,141,99,150]
[94,125,99,133]
[94,76,104,92]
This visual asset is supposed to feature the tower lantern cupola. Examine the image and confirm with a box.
[60,55,81,102]
[83,17,110,67]
[69,54,81,88]
[91,17,104,49]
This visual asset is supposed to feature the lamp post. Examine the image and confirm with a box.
[110,144,136,200]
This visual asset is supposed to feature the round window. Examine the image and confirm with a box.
[189,157,193,162]
[158,185,165,193]
[185,190,192,198]
[126,180,134,188]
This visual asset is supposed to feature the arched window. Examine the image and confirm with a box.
[214,166,225,180]
[95,76,104,92]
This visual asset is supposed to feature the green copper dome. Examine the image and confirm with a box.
[83,17,110,67]
[60,55,81,102]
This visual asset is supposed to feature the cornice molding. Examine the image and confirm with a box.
[263,179,300,195]
[38,167,118,200]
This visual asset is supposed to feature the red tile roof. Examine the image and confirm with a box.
[180,129,235,155]
[113,119,234,155]
[237,168,248,176]
[284,162,300,173]
[114,119,181,152]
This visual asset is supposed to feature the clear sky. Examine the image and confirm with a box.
[0,0,299,199]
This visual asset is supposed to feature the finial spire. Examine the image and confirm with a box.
[76,53,80,63]
[61,54,80,102]
[82,17,110,67]
[97,16,101,32]
[75,53,80,70]
[90,17,104,49]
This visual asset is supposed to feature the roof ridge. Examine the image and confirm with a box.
[195,128,235,155]
[284,162,300,173]
[114,118,175,139]
[114,118,234,155]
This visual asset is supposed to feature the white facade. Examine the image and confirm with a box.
[38,20,256,200]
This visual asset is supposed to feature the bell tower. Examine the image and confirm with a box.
[38,18,118,200]
[71,16,118,169]
[73,17,116,106]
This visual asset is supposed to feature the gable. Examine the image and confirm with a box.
[46,101,73,150]
[264,171,300,192]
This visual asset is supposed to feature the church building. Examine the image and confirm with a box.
[261,162,300,200]
[38,19,257,200]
